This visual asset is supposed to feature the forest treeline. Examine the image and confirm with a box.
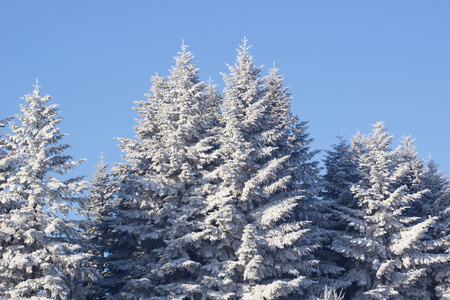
[0,40,449,300]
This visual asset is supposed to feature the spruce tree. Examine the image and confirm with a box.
[321,138,360,212]
[422,159,450,217]
[84,154,116,298]
[391,136,426,218]
[319,138,360,293]
[198,40,321,299]
[421,159,450,299]
[0,83,98,299]
[104,43,220,299]
[332,123,444,299]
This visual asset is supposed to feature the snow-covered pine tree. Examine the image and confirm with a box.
[0,83,98,299]
[321,138,360,212]
[104,43,221,299]
[84,154,116,298]
[318,138,361,293]
[390,136,426,219]
[422,159,450,217]
[198,39,321,299]
[390,136,450,298]
[332,122,443,299]
[421,159,450,299]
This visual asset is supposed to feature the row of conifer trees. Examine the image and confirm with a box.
[0,40,449,300]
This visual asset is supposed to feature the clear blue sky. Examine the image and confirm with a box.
[1,1,449,179]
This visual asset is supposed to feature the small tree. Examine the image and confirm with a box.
[319,138,360,291]
[321,138,360,212]
[84,154,116,298]
[332,123,443,299]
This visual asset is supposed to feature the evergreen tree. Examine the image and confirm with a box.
[198,39,321,299]
[319,138,360,293]
[422,159,450,216]
[104,43,220,299]
[321,138,360,212]
[391,136,425,218]
[84,154,116,298]
[421,159,450,299]
[332,123,444,299]
[0,84,98,299]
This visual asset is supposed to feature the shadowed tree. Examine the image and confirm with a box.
[332,123,447,299]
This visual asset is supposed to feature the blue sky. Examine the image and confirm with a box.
[1,1,450,179]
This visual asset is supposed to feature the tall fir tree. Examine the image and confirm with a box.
[332,123,446,299]
[0,83,98,299]
[104,43,221,299]
[197,40,321,299]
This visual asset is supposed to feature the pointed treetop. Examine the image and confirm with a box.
[426,156,440,172]
[33,78,41,96]
[99,151,106,163]
[227,37,262,76]
[372,121,386,132]
[181,39,188,53]
[239,36,252,54]
[242,36,248,47]
[400,135,416,150]
[268,62,282,78]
